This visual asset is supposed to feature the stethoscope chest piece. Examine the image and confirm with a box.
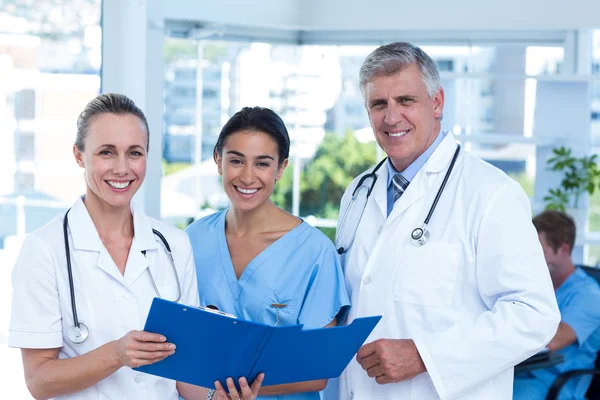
[68,323,89,344]
[411,226,430,247]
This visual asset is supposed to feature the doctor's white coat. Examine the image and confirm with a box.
[337,133,560,400]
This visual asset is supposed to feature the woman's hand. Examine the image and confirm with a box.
[114,330,176,368]
[214,373,264,400]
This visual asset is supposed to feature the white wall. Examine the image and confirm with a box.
[165,0,600,34]
[102,0,164,219]
[164,0,300,29]
[299,0,600,31]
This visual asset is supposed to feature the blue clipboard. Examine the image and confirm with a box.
[134,298,381,388]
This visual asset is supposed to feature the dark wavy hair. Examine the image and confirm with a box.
[213,106,290,165]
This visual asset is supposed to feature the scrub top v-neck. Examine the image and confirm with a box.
[187,208,350,329]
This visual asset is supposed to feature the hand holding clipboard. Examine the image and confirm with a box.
[135,298,381,389]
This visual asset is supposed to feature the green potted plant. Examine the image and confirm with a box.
[543,146,600,238]
[543,147,600,210]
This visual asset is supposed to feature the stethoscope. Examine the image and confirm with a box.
[63,209,182,344]
[335,144,461,255]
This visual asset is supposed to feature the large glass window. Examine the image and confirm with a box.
[0,1,102,397]
[593,29,600,74]
[161,40,560,236]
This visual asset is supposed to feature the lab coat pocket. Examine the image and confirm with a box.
[262,290,298,326]
[393,243,460,308]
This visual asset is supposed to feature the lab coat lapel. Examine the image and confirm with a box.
[387,169,428,223]
[123,203,157,286]
[425,132,461,174]
[95,250,126,284]
[386,132,459,224]
[69,196,158,287]
[69,196,103,252]
[372,161,388,219]
[67,197,124,284]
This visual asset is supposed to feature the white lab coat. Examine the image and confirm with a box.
[336,133,560,400]
[9,196,199,400]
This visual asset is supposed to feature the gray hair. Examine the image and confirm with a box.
[75,93,150,151]
[359,42,442,99]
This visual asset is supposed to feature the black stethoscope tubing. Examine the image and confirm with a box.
[351,157,389,198]
[423,144,461,226]
[337,143,461,254]
[63,212,81,331]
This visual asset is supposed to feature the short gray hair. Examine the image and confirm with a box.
[75,93,150,151]
[359,42,441,98]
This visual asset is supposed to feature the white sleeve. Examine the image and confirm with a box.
[413,181,560,399]
[9,233,64,349]
[180,234,199,307]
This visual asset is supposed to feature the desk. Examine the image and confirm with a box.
[515,352,564,375]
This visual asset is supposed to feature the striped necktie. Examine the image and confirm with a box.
[393,173,410,203]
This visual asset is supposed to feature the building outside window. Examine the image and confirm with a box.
[0,1,102,398]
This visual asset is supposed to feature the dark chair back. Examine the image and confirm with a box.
[580,265,600,284]
[579,265,600,398]
[586,355,600,398]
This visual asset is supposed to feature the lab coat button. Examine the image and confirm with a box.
[134,373,145,383]
[350,391,354,399]
[122,292,131,299]
[377,226,383,234]
[363,277,371,285]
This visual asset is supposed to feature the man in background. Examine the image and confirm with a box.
[514,210,600,399]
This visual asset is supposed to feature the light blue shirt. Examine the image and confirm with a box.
[186,210,351,400]
[386,130,447,216]
[514,268,600,399]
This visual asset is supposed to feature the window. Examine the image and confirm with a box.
[15,171,35,191]
[15,131,35,161]
[0,2,102,397]
[161,40,557,231]
[593,29,600,75]
[585,245,600,267]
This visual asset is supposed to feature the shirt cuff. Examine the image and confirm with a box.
[560,317,590,347]
[412,336,448,399]
[9,329,64,349]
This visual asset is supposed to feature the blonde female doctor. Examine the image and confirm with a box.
[9,93,263,400]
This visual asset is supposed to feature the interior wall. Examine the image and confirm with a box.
[164,0,300,29]
[299,0,600,31]
[165,0,600,33]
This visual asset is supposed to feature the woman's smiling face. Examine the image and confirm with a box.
[215,130,287,211]
[73,113,148,209]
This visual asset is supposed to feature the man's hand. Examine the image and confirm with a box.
[356,339,426,384]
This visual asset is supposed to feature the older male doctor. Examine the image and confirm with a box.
[333,42,560,400]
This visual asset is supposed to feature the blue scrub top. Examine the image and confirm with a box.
[186,210,351,400]
[514,268,600,399]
